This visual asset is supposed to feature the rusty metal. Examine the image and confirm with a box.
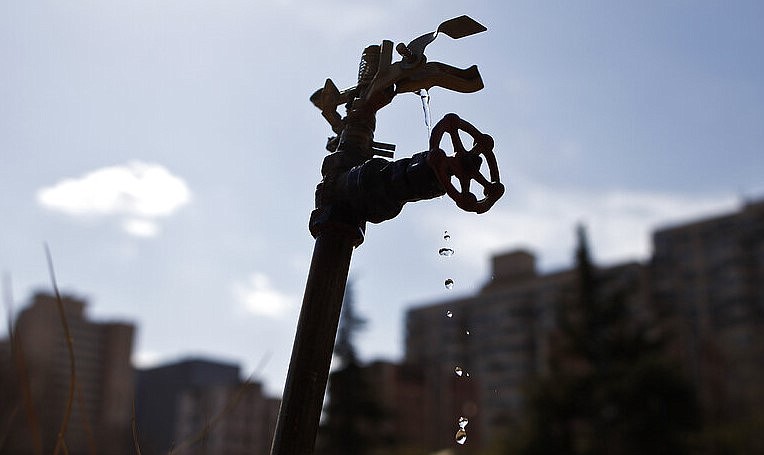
[270,16,504,455]
[402,15,487,66]
[268,230,356,455]
[427,113,505,214]
[309,15,488,156]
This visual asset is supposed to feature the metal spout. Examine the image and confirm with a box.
[330,151,445,224]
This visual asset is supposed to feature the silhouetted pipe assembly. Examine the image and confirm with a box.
[270,16,505,455]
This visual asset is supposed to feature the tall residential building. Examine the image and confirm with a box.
[134,358,240,454]
[401,198,764,452]
[0,292,135,455]
[174,381,280,455]
[319,360,434,453]
[364,359,476,452]
[404,250,646,451]
[361,361,427,450]
[134,358,279,455]
[651,198,764,424]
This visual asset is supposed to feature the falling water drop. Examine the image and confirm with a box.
[445,279,454,290]
[438,248,454,257]
[454,366,463,377]
[466,330,471,335]
[446,310,453,318]
[458,416,469,429]
[417,89,432,136]
[443,230,451,241]
[455,416,469,444]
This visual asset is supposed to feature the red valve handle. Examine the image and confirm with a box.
[427,113,505,214]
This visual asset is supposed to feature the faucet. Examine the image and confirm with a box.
[270,16,505,455]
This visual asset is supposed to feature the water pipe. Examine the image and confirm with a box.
[270,16,505,455]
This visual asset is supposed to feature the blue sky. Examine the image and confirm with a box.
[2,1,762,395]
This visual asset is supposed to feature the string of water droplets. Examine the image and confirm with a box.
[439,230,471,445]
[440,231,454,291]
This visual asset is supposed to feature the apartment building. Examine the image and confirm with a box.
[651,199,764,422]
[405,249,646,451]
[0,293,135,454]
[135,358,279,455]
[402,199,763,452]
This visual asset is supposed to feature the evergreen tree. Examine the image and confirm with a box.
[316,280,388,455]
[513,225,699,455]
[333,280,366,367]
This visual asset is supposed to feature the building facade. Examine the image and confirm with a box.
[134,358,241,454]
[402,199,764,452]
[651,199,764,425]
[134,358,279,455]
[404,250,646,451]
[0,292,135,455]
[174,381,280,455]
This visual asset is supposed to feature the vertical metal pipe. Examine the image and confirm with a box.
[270,228,357,455]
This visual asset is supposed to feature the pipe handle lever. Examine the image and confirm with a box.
[427,113,505,214]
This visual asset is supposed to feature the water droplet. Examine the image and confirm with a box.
[466,330,471,335]
[458,416,469,429]
[417,89,432,137]
[443,231,451,241]
[438,248,454,257]
[454,366,463,377]
[455,429,467,445]
[445,279,454,290]
[446,310,453,318]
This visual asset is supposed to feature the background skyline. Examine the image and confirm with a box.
[2,1,763,395]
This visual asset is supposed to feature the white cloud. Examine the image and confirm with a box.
[233,272,295,318]
[132,350,163,369]
[123,218,160,238]
[37,162,191,237]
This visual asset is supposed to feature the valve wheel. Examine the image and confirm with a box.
[427,113,505,214]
